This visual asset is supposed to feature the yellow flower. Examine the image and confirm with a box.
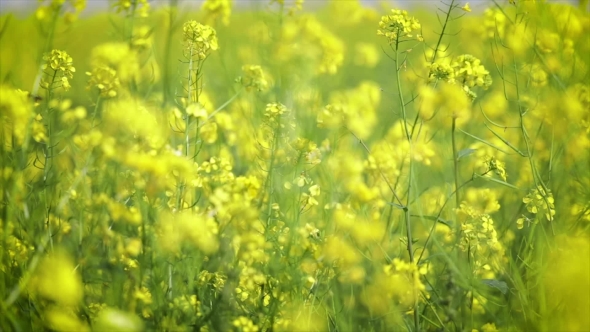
[237,65,269,92]
[202,0,232,26]
[377,9,422,43]
[462,3,472,12]
[40,50,75,91]
[183,20,219,60]
[86,65,120,98]
[31,250,83,306]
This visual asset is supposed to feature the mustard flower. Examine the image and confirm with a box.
[93,308,144,331]
[439,82,471,123]
[302,184,320,207]
[0,86,33,149]
[516,214,533,230]
[236,65,269,92]
[483,156,508,181]
[305,145,322,165]
[462,3,472,12]
[536,30,560,53]
[172,295,201,315]
[377,9,422,43]
[202,0,232,26]
[36,0,86,23]
[451,54,492,89]
[31,114,47,143]
[428,62,456,84]
[317,34,344,74]
[523,186,556,221]
[30,250,84,306]
[263,102,288,128]
[131,25,153,51]
[457,204,501,256]
[44,308,89,332]
[354,42,380,68]
[523,63,548,87]
[183,21,219,60]
[86,65,120,98]
[186,102,208,120]
[40,49,75,91]
[114,0,150,18]
[483,8,507,39]
[233,316,259,332]
[382,258,427,307]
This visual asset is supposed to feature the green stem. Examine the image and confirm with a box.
[161,0,179,106]
[430,0,456,65]
[394,32,419,332]
[451,118,461,209]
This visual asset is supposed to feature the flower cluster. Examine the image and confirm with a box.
[36,0,86,23]
[40,49,76,91]
[1,1,588,331]
[182,21,219,60]
[483,156,508,181]
[523,186,556,221]
[236,65,269,92]
[114,0,150,18]
[377,9,422,43]
[202,0,233,26]
[427,54,492,100]
[86,65,120,98]
[451,54,493,89]
[263,102,288,128]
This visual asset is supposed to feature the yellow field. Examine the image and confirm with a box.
[1,1,589,331]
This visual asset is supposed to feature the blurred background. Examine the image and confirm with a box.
[3,0,583,17]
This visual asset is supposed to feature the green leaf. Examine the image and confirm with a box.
[387,202,406,209]
[460,129,511,154]
[475,173,519,190]
[485,124,527,157]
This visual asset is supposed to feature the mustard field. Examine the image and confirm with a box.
[0,0,589,331]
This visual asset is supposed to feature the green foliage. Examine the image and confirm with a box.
[1,1,589,331]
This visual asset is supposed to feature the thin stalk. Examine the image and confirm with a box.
[430,0,456,65]
[394,32,419,331]
[395,37,410,141]
[262,122,281,226]
[451,118,461,208]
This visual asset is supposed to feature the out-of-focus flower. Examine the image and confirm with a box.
[202,0,232,26]
[86,65,120,98]
[236,65,269,92]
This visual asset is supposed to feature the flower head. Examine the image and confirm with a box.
[202,0,232,26]
[523,186,556,221]
[451,54,492,89]
[377,9,422,43]
[237,65,269,92]
[86,65,120,98]
[114,0,150,18]
[41,49,76,91]
[183,21,219,60]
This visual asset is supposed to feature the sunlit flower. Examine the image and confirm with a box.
[377,9,422,43]
[40,49,75,91]
[183,21,219,60]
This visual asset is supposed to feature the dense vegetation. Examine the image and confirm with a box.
[1,0,589,331]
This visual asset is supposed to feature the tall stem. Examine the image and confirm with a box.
[394,34,419,332]
[451,117,461,208]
